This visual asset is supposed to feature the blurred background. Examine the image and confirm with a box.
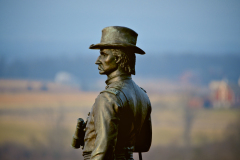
[0,0,240,160]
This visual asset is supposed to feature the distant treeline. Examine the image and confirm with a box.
[0,54,240,90]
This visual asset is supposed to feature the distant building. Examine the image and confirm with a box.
[209,80,235,108]
[229,83,240,107]
[54,71,81,91]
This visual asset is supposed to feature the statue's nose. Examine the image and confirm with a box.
[95,56,101,65]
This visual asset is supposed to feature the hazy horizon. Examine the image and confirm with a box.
[1,0,240,58]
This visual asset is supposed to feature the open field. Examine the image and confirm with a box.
[0,79,240,160]
[1,91,239,147]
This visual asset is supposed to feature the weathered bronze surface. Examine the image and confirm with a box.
[75,26,152,160]
[71,118,86,149]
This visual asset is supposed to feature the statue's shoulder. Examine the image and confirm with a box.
[140,87,147,93]
[100,80,124,96]
[100,87,120,95]
[100,86,128,107]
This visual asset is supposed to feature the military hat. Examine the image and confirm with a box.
[89,26,145,55]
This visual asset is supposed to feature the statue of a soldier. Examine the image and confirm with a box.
[73,26,152,160]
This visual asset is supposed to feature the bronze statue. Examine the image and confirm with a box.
[72,26,152,160]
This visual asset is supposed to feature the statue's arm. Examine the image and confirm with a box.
[91,92,121,160]
[134,103,152,152]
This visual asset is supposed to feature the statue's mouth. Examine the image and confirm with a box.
[98,65,103,71]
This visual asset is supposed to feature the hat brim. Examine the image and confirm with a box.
[89,43,145,55]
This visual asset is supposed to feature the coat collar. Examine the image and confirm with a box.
[105,74,131,85]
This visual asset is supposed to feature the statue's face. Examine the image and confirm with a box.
[95,49,118,75]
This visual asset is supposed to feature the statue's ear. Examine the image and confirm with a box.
[115,56,121,64]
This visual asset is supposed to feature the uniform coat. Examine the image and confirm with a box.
[83,74,152,160]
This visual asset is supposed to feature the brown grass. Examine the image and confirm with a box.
[0,79,240,149]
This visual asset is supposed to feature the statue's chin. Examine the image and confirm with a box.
[99,71,105,75]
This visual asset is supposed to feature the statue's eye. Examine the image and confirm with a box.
[103,53,107,57]
[100,52,106,56]
[100,51,108,57]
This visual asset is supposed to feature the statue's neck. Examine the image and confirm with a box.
[106,69,131,83]
[107,69,123,79]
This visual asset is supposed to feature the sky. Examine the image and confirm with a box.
[0,0,240,58]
